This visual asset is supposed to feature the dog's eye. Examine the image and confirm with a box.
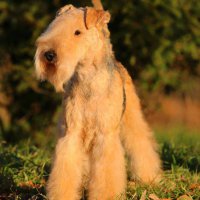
[74,30,81,36]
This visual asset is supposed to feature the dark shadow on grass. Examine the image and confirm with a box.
[0,178,46,200]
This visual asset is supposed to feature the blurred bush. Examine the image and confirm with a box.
[0,0,199,143]
[106,0,200,93]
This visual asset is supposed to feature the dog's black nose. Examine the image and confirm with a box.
[44,50,56,62]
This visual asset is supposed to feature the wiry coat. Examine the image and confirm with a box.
[35,5,161,200]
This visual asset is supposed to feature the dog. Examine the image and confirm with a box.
[35,4,161,200]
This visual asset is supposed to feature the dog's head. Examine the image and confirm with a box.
[35,4,110,92]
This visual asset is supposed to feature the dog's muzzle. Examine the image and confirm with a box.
[44,50,57,63]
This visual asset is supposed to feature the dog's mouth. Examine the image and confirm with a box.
[44,62,57,75]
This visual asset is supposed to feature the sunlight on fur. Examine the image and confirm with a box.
[35,4,162,200]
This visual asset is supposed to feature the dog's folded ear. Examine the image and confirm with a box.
[84,7,110,29]
[57,4,75,16]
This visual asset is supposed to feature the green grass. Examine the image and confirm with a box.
[126,126,200,200]
[0,126,199,200]
[0,141,51,199]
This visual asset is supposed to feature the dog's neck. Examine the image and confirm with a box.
[63,38,115,97]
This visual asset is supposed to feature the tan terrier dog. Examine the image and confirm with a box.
[35,4,161,200]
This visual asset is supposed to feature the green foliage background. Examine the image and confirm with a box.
[0,0,199,144]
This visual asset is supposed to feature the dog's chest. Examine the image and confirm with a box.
[64,85,105,150]
[81,96,103,152]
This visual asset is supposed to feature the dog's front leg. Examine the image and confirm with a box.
[47,133,83,200]
[88,133,127,200]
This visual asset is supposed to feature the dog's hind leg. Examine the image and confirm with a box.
[119,65,162,184]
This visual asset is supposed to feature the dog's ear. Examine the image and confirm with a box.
[84,7,110,29]
[57,4,75,16]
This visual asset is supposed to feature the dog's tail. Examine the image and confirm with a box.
[118,64,162,184]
